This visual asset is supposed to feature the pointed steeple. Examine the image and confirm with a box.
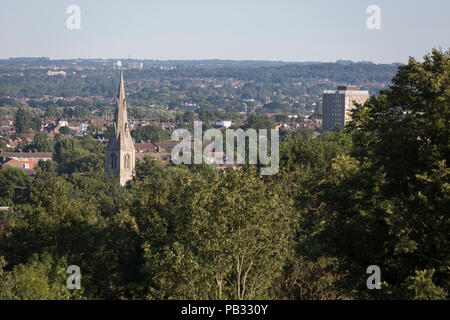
[118,70,126,101]
[105,71,136,186]
[114,70,128,136]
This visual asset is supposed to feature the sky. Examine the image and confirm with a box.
[0,0,449,63]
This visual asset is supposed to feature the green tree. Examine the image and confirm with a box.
[404,269,447,300]
[0,167,30,206]
[316,49,450,298]
[132,167,295,299]
[0,253,84,300]
[59,126,71,135]
[131,125,170,143]
[23,132,55,152]
[245,114,275,130]
[15,107,32,134]
[30,117,42,132]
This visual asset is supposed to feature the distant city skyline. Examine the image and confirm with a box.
[1,0,449,63]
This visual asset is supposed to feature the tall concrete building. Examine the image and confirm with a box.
[105,71,135,186]
[322,86,369,130]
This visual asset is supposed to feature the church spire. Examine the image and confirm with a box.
[114,70,128,135]
[118,70,126,101]
[105,71,136,186]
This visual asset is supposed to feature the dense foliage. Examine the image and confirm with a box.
[0,50,448,300]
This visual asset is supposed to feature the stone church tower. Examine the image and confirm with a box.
[105,71,135,186]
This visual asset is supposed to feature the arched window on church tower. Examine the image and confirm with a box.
[124,154,130,169]
[111,153,117,169]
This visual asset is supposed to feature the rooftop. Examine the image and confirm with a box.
[0,151,53,159]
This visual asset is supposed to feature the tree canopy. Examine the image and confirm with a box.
[0,49,448,300]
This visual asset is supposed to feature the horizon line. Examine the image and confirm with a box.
[1,57,404,65]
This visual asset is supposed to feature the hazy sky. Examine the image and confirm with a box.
[1,0,449,63]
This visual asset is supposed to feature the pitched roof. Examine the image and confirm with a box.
[0,152,53,159]
[153,141,179,150]
[134,142,157,151]
[1,159,38,175]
